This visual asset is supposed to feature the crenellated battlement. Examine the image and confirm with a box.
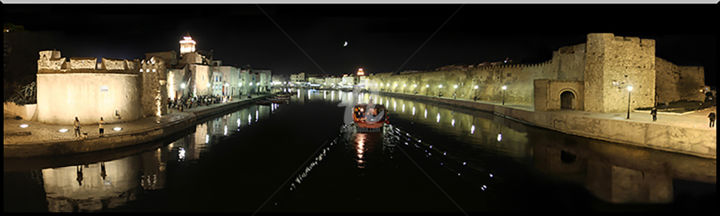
[37,50,138,74]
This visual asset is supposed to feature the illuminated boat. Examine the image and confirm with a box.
[352,104,389,131]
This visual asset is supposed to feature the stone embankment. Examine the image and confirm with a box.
[4,95,269,158]
[378,91,716,159]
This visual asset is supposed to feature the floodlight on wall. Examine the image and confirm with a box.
[19,124,29,128]
[152,69,157,72]
[181,83,186,89]
[59,128,69,133]
[453,85,458,89]
[140,69,144,72]
[438,84,443,88]
[502,85,507,90]
[113,127,122,131]
[425,84,430,88]
[474,85,479,89]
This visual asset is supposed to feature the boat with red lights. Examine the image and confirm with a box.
[352,104,389,131]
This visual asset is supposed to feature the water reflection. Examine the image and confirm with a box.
[361,92,715,204]
[4,90,715,212]
[25,104,277,212]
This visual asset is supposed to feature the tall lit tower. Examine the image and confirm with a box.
[179,33,196,55]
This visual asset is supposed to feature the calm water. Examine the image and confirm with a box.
[4,89,716,213]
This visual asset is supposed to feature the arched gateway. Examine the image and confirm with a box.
[561,91,575,110]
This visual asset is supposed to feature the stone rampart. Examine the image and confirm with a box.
[366,54,566,107]
[36,73,142,124]
[69,57,98,70]
[654,57,705,104]
[140,57,168,117]
[584,33,656,112]
[677,66,705,101]
[379,91,715,159]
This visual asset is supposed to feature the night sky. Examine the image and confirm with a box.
[3,4,718,86]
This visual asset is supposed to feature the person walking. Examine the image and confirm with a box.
[709,112,716,127]
[73,117,81,138]
[98,117,105,137]
[650,107,657,122]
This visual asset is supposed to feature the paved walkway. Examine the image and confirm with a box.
[404,93,716,131]
[3,94,269,146]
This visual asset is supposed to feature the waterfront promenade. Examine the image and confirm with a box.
[4,94,270,158]
[377,91,717,159]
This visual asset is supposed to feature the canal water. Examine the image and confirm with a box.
[4,89,716,213]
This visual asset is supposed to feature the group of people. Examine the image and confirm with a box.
[167,95,231,112]
[73,116,104,138]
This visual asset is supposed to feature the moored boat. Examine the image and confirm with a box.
[352,104,388,131]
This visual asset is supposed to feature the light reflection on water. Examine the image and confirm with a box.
[3,89,716,212]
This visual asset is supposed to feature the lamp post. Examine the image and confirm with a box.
[626,85,633,119]
[438,84,443,97]
[501,85,507,105]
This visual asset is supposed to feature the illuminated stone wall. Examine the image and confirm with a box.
[69,58,97,70]
[140,57,168,117]
[654,57,705,103]
[654,57,682,104]
[365,33,703,113]
[534,79,585,111]
[38,50,65,70]
[366,58,559,107]
[37,73,142,124]
[190,64,212,96]
[584,33,656,112]
[677,66,705,101]
[101,58,130,71]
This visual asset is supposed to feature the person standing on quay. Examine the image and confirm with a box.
[73,117,81,138]
[709,112,716,127]
[650,107,657,122]
[98,117,105,137]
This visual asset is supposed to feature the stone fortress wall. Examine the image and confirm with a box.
[36,50,166,125]
[366,41,584,108]
[365,33,706,113]
[655,57,705,104]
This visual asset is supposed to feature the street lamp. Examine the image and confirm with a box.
[626,85,633,119]
[438,84,443,97]
[501,85,507,105]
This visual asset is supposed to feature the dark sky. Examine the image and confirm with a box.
[3,4,718,86]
